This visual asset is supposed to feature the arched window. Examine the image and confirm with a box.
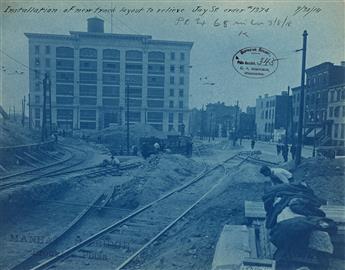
[148,51,165,63]
[103,49,120,60]
[56,47,74,58]
[80,48,97,59]
[126,50,142,61]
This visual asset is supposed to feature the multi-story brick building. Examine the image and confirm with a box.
[25,18,193,133]
[255,92,292,141]
[327,83,345,146]
[304,62,345,142]
[291,86,301,140]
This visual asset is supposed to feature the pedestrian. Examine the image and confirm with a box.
[282,144,289,162]
[276,144,282,156]
[251,139,256,150]
[290,144,297,160]
[260,165,293,185]
[153,142,160,154]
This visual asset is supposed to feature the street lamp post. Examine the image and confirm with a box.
[126,83,130,155]
[295,30,308,167]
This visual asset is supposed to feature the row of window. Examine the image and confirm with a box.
[329,106,345,118]
[54,72,185,86]
[35,107,184,130]
[260,109,275,120]
[329,88,345,102]
[36,46,186,62]
[264,123,274,133]
[53,84,185,98]
[307,72,328,87]
[54,95,184,108]
[333,123,345,139]
[53,60,186,75]
[260,100,275,109]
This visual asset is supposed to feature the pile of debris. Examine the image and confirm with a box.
[0,121,40,147]
[110,154,204,209]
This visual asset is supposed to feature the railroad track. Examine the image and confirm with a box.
[0,145,73,181]
[7,153,249,270]
[0,144,90,191]
[0,159,141,192]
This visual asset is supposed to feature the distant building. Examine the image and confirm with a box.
[25,17,193,133]
[292,61,345,145]
[205,102,240,138]
[255,92,292,141]
[291,86,301,140]
[304,62,345,143]
[327,83,345,146]
[239,111,255,138]
[246,106,256,116]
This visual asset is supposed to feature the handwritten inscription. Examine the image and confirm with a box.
[176,16,291,29]
[2,5,321,17]
[1,4,322,37]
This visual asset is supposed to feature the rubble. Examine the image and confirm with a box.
[0,121,40,147]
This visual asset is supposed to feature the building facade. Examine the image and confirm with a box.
[25,18,193,133]
[303,62,345,143]
[327,83,345,146]
[255,92,292,141]
[291,86,301,140]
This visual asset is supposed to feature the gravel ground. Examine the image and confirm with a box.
[1,137,343,270]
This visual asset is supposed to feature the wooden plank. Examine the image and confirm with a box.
[241,258,276,270]
[245,201,345,224]
[211,225,251,270]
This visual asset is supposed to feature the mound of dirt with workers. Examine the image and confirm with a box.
[0,121,40,147]
[292,157,345,205]
[111,154,204,209]
[81,123,173,148]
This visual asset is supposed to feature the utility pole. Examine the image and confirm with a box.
[285,86,290,146]
[208,112,212,142]
[42,73,48,141]
[21,95,26,126]
[28,93,32,129]
[233,100,239,146]
[295,30,308,167]
[126,83,130,155]
[48,77,52,135]
[13,106,16,121]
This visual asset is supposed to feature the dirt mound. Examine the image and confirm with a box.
[111,154,204,209]
[293,157,345,204]
[0,121,40,147]
[0,179,72,221]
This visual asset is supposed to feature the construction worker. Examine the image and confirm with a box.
[260,165,293,185]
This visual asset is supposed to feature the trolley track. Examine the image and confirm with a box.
[10,153,250,270]
[0,145,89,191]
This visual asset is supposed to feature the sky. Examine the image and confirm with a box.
[0,0,344,112]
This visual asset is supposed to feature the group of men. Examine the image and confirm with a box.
[276,143,297,162]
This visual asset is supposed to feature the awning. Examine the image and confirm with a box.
[306,128,322,138]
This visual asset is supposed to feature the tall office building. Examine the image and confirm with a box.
[25,18,193,133]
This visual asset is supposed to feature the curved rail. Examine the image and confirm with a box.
[24,153,246,270]
[0,145,88,191]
